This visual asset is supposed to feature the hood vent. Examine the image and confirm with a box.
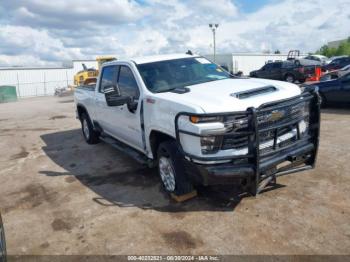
[231,85,277,99]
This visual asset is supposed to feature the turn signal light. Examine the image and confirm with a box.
[189,116,224,123]
[190,116,199,123]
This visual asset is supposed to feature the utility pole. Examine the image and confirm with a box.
[209,24,219,62]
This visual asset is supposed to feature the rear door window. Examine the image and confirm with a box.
[272,63,282,69]
[282,62,294,69]
[262,64,273,70]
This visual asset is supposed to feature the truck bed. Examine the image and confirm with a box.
[76,84,96,91]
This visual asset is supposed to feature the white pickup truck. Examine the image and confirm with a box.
[74,53,320,197]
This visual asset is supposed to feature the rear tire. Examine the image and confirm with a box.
[80,113,100,144]
[285,74,295,83]
[157,140,193,196]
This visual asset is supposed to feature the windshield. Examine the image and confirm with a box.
[137,57,231,93]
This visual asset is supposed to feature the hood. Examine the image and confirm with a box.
[156,78,301,113]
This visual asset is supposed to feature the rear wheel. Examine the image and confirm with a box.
[285,74,295,83]
[80,113,100,144]
[157,141,193,196]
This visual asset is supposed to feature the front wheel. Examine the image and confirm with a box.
[157,141,193,196]
[0,213,6,262]
[319,93,327,108]
[80,113,100,144]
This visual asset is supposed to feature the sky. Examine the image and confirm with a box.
[0,0,349,66]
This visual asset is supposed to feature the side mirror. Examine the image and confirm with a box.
[104,86,131,107]
[105,92,131,107]
[104,84,120,96]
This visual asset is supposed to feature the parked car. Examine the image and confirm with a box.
[307,71,350,106]
[340,64,350,71]
[0,213,6,262]
[322,56,350,72]
[299,55,328,66]
[319,68,350,82]
[74,53,320,198]
[249,61,308,83]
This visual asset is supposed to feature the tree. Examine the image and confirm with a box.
[316,37,350,57]
[274,50,281,54]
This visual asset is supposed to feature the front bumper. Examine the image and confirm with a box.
[175,90,321,194]
[184,141,314,186]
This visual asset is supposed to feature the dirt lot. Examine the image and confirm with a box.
[0,96,349,255]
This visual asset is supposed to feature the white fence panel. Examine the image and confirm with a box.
[0,60,96,97]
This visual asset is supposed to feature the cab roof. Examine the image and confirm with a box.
[130,53,196,65]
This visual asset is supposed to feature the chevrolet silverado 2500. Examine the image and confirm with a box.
[74,53,320,197]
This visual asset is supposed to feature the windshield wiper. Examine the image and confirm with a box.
[156,86,190,94]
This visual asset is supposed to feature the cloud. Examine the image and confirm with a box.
[0,25,83,65]
[0,0,349,66]
[3,0,146,29]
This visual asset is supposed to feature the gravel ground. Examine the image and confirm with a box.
[0,95,349,255]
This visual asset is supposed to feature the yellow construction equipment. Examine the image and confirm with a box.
[96,56,116,71]
[73,56,116,86]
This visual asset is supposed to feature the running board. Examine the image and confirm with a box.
[100,134,153,166]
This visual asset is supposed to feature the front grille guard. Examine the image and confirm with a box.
[174,90,321,195]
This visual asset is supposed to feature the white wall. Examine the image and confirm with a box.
[0,60,97,97]
[205,53,289,75]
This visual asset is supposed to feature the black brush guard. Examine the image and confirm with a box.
[175,90,321,195]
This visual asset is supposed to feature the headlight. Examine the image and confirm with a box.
[298,120,308,134]
[200,136,223,154]
[298,102,310,135]
[189,114,248,154]
[224,115,248,131]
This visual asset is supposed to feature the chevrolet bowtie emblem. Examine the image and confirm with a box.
[269,110,285,121]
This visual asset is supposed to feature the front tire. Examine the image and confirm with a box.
[0,214,6,262]
[157,141,193,196]
[80,113,100,144]
[319,93,327,108]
